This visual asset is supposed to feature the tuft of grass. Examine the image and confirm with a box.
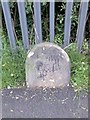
[2,48,26,88]
[65,43,88,92]
[54,34,63,46]
[0,38,2,89]
[2,35,27,88]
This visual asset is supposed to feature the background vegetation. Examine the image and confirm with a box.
[1,2,90,92]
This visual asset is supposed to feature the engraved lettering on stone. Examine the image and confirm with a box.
[36,54,61,80]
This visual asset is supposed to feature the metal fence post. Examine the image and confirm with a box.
[76,0,89,52]
[33,0,42,44]
[1,0,16,50]
[63,0,73,48]
[50,0,55,43]
[17,0,29,50]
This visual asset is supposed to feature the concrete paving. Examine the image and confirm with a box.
[1,85,88,118]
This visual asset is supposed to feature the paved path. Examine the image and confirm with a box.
[1,85,88,118]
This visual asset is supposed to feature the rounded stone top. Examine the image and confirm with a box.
[26,42,70,88]
[27,42,69,62]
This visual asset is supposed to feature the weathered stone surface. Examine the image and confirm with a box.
[26,42,70,88]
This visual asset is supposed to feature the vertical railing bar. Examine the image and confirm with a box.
[17,0,29,50]
[63,0,73,48]
[50,0,55,43]
[76,0,89,52]
[0,4,2,31]
[1,1,16,50]
[33,0,42,44]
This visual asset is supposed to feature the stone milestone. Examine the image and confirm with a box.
[25,42,70,88]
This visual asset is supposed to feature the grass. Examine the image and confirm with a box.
[65,43,88,92]
[1,35,89,92]
[0,59,1,89]
[2,35,27,88]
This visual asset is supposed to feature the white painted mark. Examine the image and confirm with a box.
[16,96,19,100]
[43,47,45,50]
[49,79,55,82]
[10,91,13,94]
[31,95,36,99]
[20,110,23,113]
[28,52,34,58]
[10,109,14,112]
